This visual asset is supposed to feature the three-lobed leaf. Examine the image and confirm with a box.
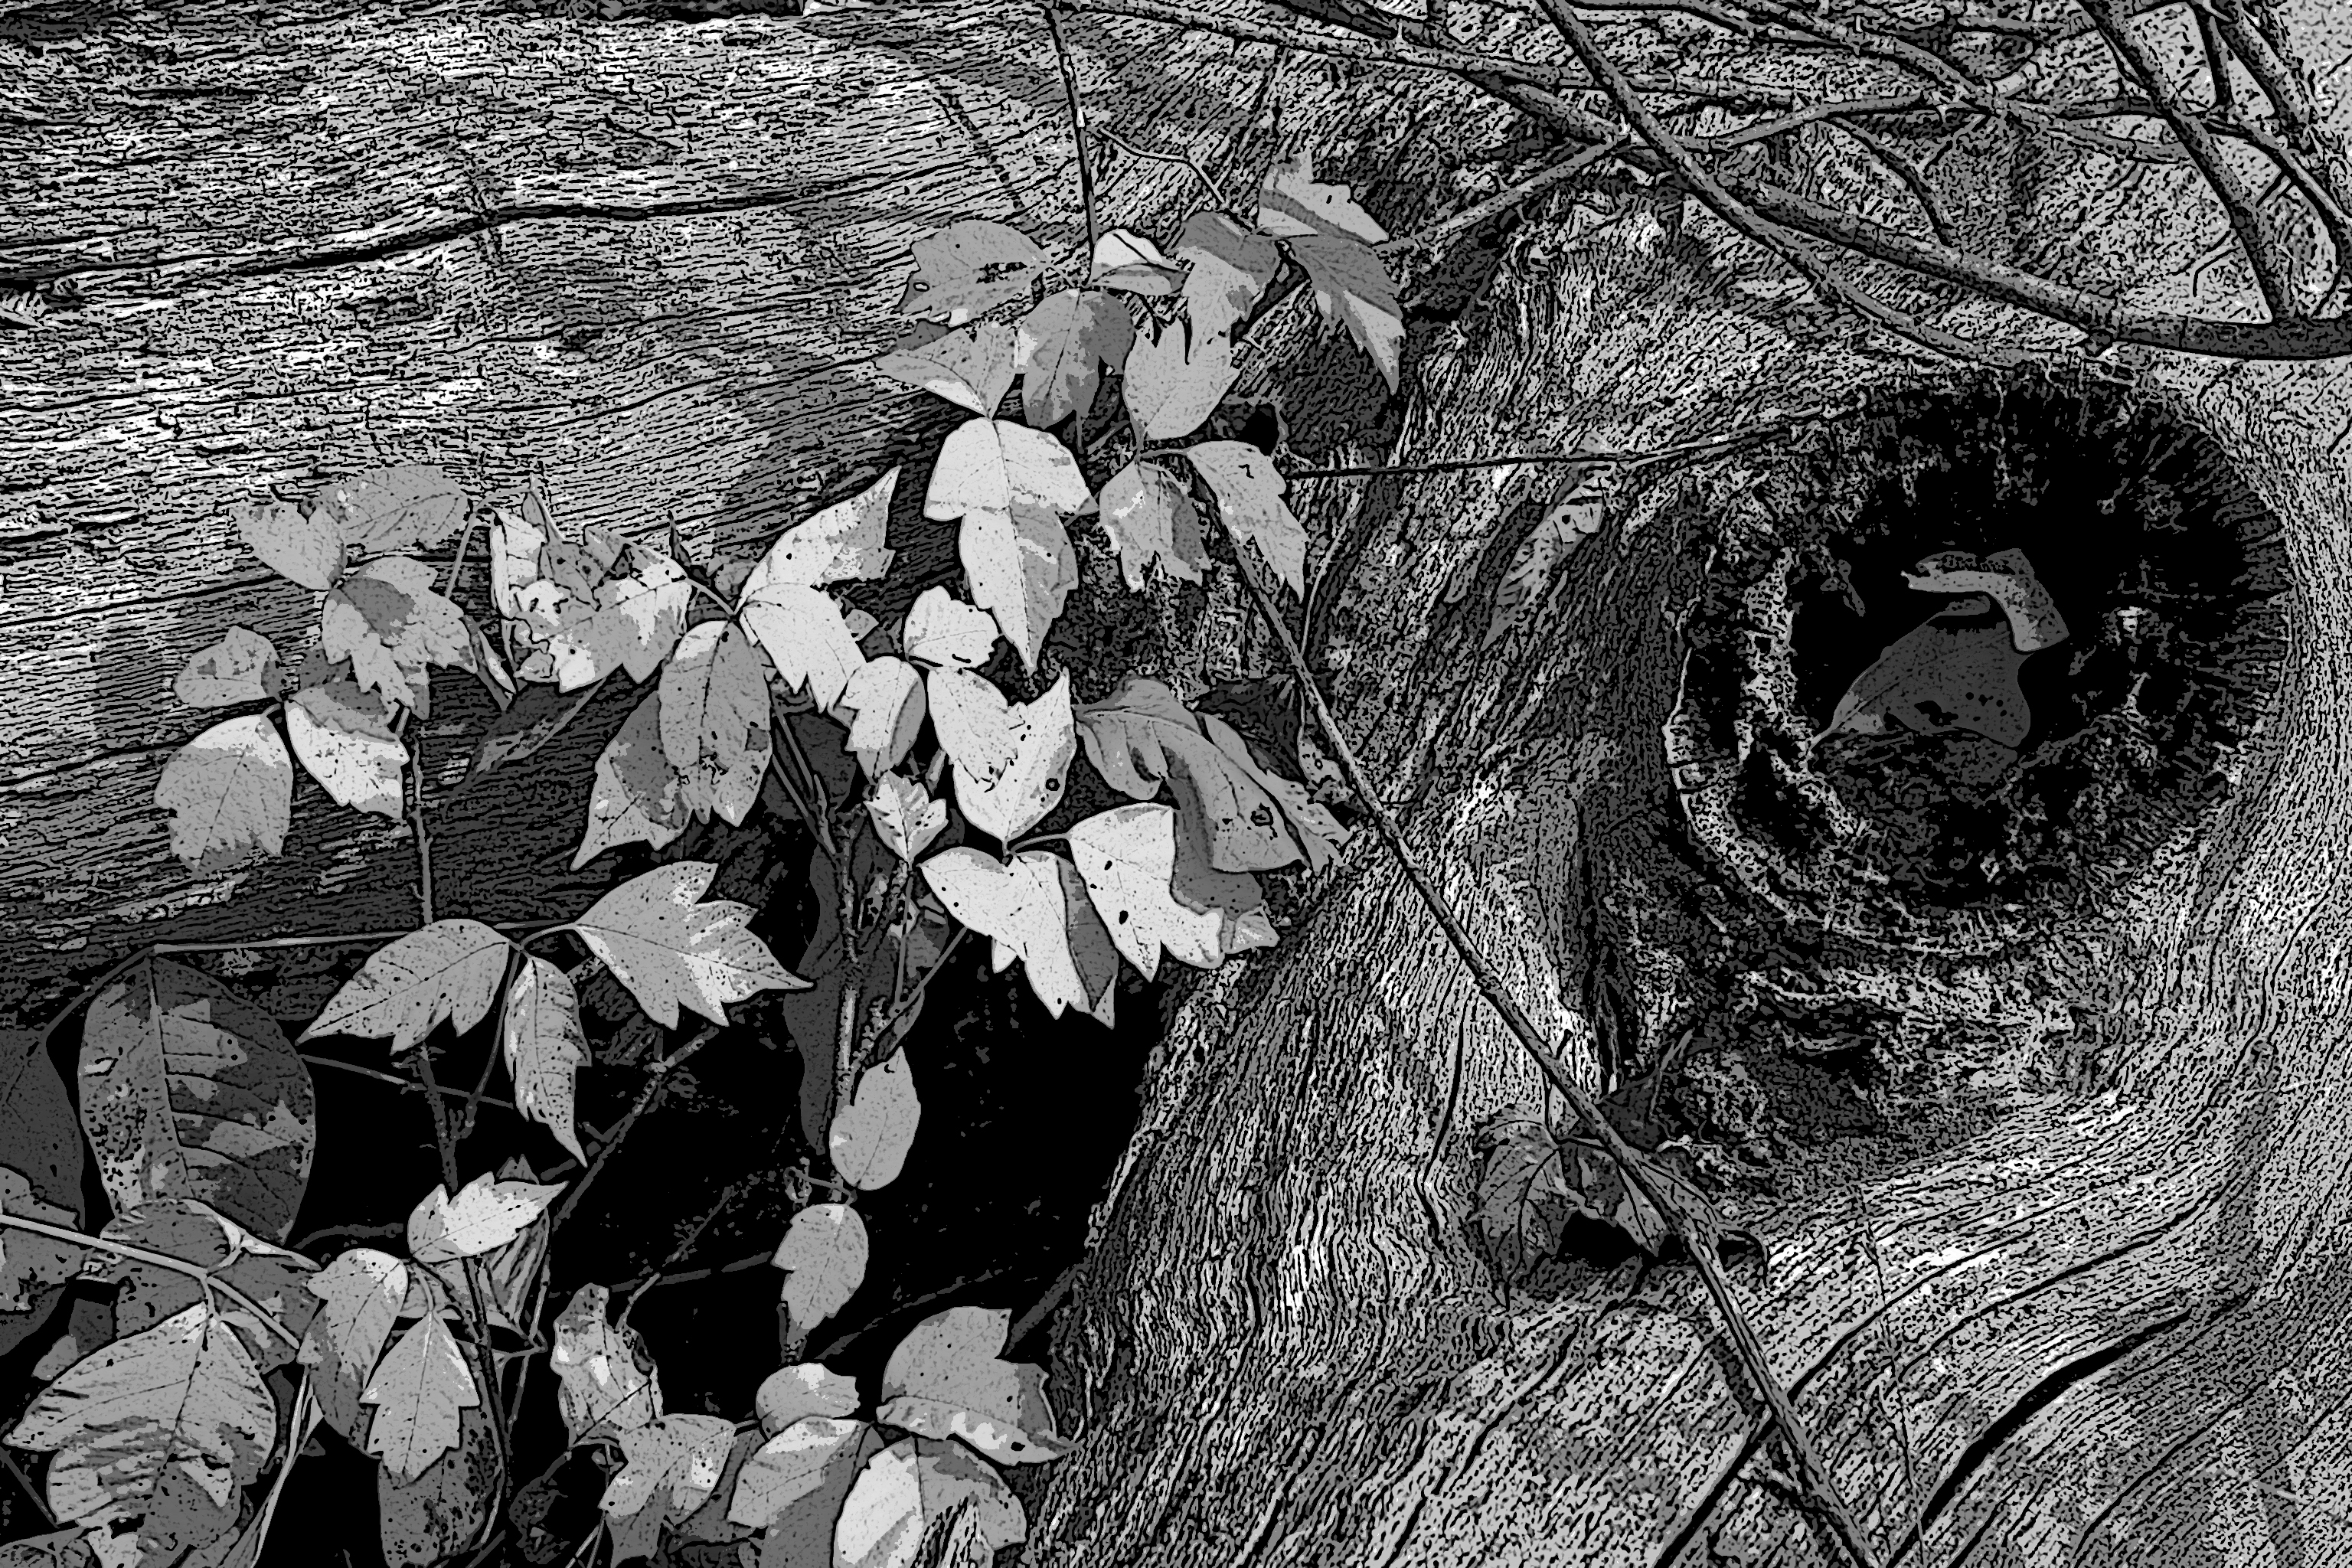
[285,673,407,820]
[599,1413,738,1565]
[874,322,1018,416]
[314,465,469,555]
[929,669,1076,846]
[302,919,514,1056]
[1012,289,1133,426]
[1184,440,1309,597]
[923,419,1092,670]
[322,555,472,714]
[362,1312,481,1485]
[1124,319,1239,442]
[1096,461,1210,591]
[573,690,693,870]
[239,498,345,591]
[570,861,808,1029]
[173,627,280,708]
[866,773,949,864]
[1174,211,1281,341]
[897,219,1049,324]
[406,1174,564,1265]
[900,586,998,671]
[300,1247,410,1444]
[1063,803,1278,980]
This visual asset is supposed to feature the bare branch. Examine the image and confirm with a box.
[1377,135,1626,256]
[2076,0,2295,318]
[1828,116,1961,247]
[1043,5,1103,260]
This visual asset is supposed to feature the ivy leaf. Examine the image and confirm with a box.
[1553,1134,1747,1260]
[874,322,1018,416]
[95,1200,320,1373]
[155,714,293,874]
[829,1052,919,1194]
[314,465,468,555]
[1073,675,1302,873]
[286,678,405,820]
[1063,804,1279,979]
[600,1413,738,1565]
[771,1203,868,1348]
[456,1156,552,1338]
[900,586,998,671]
[501,958,590,1163]
[1174,211,1281,341]
[739,583,869,715]
[0,1168,85,1316]
[660,620,770,783]
[832,1436,1026,1568]
[917,848,1118,1024]
[573,691,692,871]
[898,219,1049,324]
[4,1304,275,1566]
[302,920,514,1056]
[740,468,899,594]
[1184,439,1308,597]
[1013,289,1133,427]
[322,556,472,714]
[1196,713,1347,875]
[1125,319,1239,442]
[931,669,1076,846]
[571,861,808,1029]
[377,1400,498,1568]
[488,508,549,624]
[1089,227,1187,296]
[534,550,694,692]
[549,1283,662,1445]
[728,1417,879,1547]
[237,498,344,591]
[0,1027,83,1363]
[299,1247,409,1444]
[363,1313,480,1485]
[875,1305,1070,1465]
[1256,152,1404,391]
[833,656,926,779]
[866,773,949,864]
[406,1174,564,1265]
[173,627,280,708]
[924,419,1092,670]
[80,956,317,1241]
[1096,461,1209,591]
[1467,1109,1574,1283]
[754,1364,861,1436]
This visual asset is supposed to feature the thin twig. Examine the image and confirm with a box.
[1377,136,1627,257]
[302,1051,521,1113]
[1008,1260,1083,1350]
[1857,1199,1926,1564]
[1285,411,1836,479]
[620,1181,743,1326]
[2,1446,53,1526]
[610,1247,774,1301]
[230,1374,318,1566]
[808,1266,1014,1362]
[2076,0,2293,318]
[1043,5,1102,263]
[1206,496,1883,1567]
[1091,126,1233,213]
[0,1211,298,1347]
[1827,117,1960,247]
[547,1028,719,1234]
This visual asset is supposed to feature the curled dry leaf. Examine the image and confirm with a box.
[173,626,279,708]
[302,919,514,1057]
[771,1203,869,1348]
[550,1282,662,1444]
[155,714,294,873]
[828,1053,920,1194]
[875,1305,1070,1465]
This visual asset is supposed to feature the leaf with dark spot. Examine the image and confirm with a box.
[1466,1108,1573,1283]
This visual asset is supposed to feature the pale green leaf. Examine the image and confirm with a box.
[932,669,1074,845]
[917,848,1117,1024]
[1063,804,1278,980]
[740,468,899,594]
[172,628,279,709]
[900,587,998,672]
[1124,320,1237,442]
[875,1305,1069,1465]
[770,1204,867,1344]
[285,680,404,821]
[361,1313,479,1484]
[300,920,513,1057]
[549,1283,662,1445]
[828,1054,918,1194]
[571,861,808,1030]
[405,1174,564,1265]
[155,715,293,874]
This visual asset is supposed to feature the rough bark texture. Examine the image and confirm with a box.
[8,2,2352,1565]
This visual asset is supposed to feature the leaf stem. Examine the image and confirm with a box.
[1208,494,1883,1568]
[301,1052,519,1113]
[0,1212,298,1348]
[2,1445,53,1527]
[546,1027,718,1235]
[619,1180,741,1327]
[1043,4,1102,267]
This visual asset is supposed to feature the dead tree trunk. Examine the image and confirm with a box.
[7,3,2350,1565]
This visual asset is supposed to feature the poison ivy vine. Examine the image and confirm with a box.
[0,154,1442,1568]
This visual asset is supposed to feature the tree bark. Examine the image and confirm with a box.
[7,2,2351,1565]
